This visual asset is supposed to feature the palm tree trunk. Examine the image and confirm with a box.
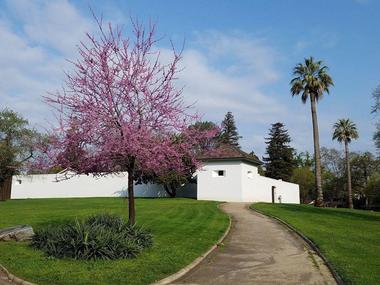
[345,140,354,209]
[310,94,324,207]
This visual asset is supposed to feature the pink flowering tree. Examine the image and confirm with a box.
[40,19,217,224]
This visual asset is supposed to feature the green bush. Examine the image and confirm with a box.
[31,214,153,260]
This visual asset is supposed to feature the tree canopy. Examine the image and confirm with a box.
[333,119,359,144]
[263,122,295,181]
[37,18,216,224]
[219,111,241,147]
[0,109,40,199]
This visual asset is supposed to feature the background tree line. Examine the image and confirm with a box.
[263,122,380,209]
[2,54,380,211]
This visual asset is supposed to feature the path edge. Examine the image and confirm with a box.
[250,206,345,285]
[0,263,37,285]
[151,202,232,285]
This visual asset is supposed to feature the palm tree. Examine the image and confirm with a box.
[290,57,334,207]
[332,119,359,209]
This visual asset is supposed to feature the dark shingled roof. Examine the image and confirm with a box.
[199,144,263,166]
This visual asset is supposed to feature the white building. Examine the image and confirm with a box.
[197,146,299,203]
[10,146,299,204]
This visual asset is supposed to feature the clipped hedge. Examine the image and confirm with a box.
[31,214,153,260]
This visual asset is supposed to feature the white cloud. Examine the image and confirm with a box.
[0,1,92,128]
[168,31,286,125]
[1,2,351,157]
[5,0,92,56]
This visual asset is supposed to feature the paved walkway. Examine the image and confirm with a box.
[173,203,336,285]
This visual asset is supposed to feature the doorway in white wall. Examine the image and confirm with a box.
[271,186,276,203]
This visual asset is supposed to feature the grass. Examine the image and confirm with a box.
[0,198,229,285]
[251,203,380,285]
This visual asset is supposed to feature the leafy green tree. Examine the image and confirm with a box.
[290,57,334,207]
[263,122,295,181]
[351,152,378,197]
[333,119,359,208]
[0,109,39,200]
[365,172,380,209]
[294,151,314,168]
[219,112,241,147]
[320,147,345,178]
[291,167,315,203]
[138,122,219,198]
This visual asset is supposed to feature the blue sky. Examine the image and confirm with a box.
[0,0,379,157]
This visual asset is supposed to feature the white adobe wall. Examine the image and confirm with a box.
[197,161,243,202]
[11,172,196,199]
[242,175,300,203]
[241,162,299,203]
[272,179,300,204]
[198,161,300,203]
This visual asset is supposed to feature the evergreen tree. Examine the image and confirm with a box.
[219,112,241,147]
[263,122,295,181]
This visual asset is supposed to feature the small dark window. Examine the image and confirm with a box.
[212,170,226,177]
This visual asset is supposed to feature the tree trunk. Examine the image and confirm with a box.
[0,176,12,201]
[127,157,136,225]
[163,185,176,198]
[345,141,354,209]
[0,180,4,201]
[310,94,324,207]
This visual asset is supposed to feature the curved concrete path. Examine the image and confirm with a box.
[173,203,336,285]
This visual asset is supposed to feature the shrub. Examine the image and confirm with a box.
[31,214,153,260]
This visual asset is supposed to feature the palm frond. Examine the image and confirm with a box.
[290,57,333,103]
[332,118,359,144]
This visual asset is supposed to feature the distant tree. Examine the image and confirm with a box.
[320,147,345,178]
[350,152,379,208]
[37,18,216,224]
[219,112,241,147]
[294,151,314,168]
[364,172,380,209]
[0,109,40,200]
[371,84,380,151]
[291,167,315,203]
[333,119,359,208]
[319,147,351,206]
[190,121,220,150]
[138,123,219,198]
[351,152,378,194]
[263,122,295,181]
[373,124,380,151]
[371,84,380,114]
[250,151,265,175]
[137,166,193,198]
[290,57,334,207]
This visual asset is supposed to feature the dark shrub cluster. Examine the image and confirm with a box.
[31,214,153,260]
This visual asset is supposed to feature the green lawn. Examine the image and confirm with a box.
[0,198,229,285]
[251,203,380,285]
